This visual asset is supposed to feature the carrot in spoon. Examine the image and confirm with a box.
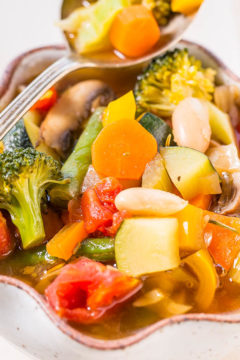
[110,5,161,58]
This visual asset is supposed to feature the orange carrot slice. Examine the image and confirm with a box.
[92,118,157,180]
[190,194,212,210]
[110,5,161,58]
[47,221,88,261]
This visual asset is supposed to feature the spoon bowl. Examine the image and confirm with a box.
[60,0,195,67]
[0,0,201,139]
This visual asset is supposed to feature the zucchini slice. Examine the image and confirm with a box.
[161,146,221,200]
[115,217,180,277]
[139,112,175,147]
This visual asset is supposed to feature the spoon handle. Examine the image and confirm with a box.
[0,56,90,140]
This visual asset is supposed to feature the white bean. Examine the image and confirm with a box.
[115,188,188,216]
[172,97,211,153]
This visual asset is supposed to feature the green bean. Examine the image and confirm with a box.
[50,108,104,206]
[76,237,115,262]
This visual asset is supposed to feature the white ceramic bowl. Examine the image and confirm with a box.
[1,41,240,360]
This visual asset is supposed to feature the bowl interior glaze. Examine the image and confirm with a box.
[1,40,240,360]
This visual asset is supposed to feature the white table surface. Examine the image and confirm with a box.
[0,0,240,359]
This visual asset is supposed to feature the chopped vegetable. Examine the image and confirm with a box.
[142,153,173,191]
[134,48,216,118]
[142,0,172,26]
[208,102,236,145]
[82,189,113,232]
[4,245,57,268]
[133,288,191,316]
[50,108,104,206]
[208,219,239,234]
[145,267,198,293]
[81,165,102,193]
[31,87,57,112]
[205,211,240,271]
[177,204,204,253]
[45,257,141,323]
[183,249,218,310]
[133,288,165,307]
[110,5,161,58]
[76,237,115,262]
[102,91,136,127]
[81,177,128,236]
[58,0,130,54]
[23,111,60,160]
[47,221,88,261]
[139,112,175,147]
[92,118,157,179]
[115,217,180,277]
[94,177,123,212]
[3,119,32,152]
[0,212,13,258]
[151,297,192,316]
[171,0,203,15]
[189,194,212,210]
[160,146,221,200]
[0,148,65,249]
[67,198,83,223]
[115,188,187,216]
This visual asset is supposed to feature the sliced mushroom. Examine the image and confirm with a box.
[211,172,240,215]
[40,80,114,155]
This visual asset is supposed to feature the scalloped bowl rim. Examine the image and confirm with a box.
[0,40,240,351]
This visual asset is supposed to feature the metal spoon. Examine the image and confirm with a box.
[0,0,198,139]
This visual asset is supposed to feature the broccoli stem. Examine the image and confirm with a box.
[5,178,48,249]
[50,107,104,206]
[11,187,45,249]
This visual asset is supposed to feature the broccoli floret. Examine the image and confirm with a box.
[0,148,64,249]
[142,0,172,25]
[134,48,216,118]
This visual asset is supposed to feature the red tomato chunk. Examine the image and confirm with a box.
[69,177,130,236]
[0,212,14,258]
[45,258,141,323]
